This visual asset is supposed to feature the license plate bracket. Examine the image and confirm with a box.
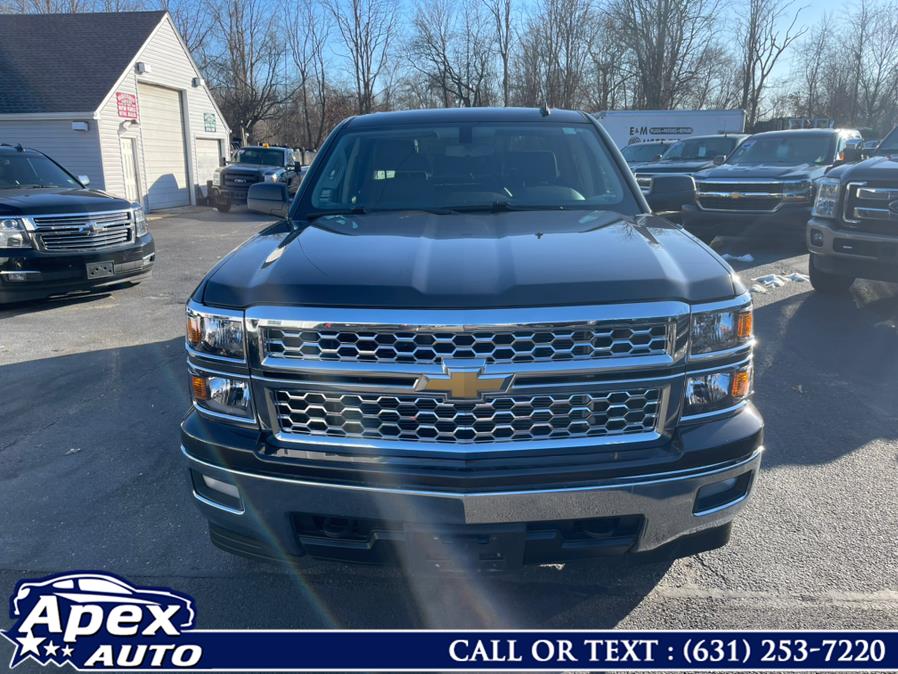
[86,261,115,279]
[406,525,526,572]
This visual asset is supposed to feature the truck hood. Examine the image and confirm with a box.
[0,188,133,216]
[224,163,277,174]
[696,162,823,180]
[634,160,712,175]
[200,210,737,309]
[830,154,898,181]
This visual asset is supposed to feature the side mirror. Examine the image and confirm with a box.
[712,154,726,165]
[247,182,290,217]
[219,156,227,167]
[840,139,863,163]
[644,174,696,216]
[77,175,90,186]
[293,161,303,173]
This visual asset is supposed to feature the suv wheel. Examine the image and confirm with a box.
[809,254,853,293]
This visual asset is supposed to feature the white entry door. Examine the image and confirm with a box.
[120,137,141,204]
[138,83,190,209]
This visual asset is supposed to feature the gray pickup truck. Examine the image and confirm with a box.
[209,145,302,213]
[807,125,898,292]
[181,108,762,571]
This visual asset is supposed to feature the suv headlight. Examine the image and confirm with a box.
[684,362,753,417]
[264,172,280,183]
[0,217,32,249]
[190,368,254,421]
[133,207,148,237]
[812,178,841,218]
[186,303,246,361]
[690,304,753,356]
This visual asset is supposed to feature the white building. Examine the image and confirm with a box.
[0,11,230,211]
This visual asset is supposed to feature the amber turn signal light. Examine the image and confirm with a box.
[191,375,209,401]
[730,369,751,399]
[187,315,202,346]
[736,310,753,340]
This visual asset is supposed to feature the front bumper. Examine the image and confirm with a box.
[209,185,250,205]
[807,217,898,281]
[0,235,155,304]
[682,203,811,238]
[181,405,763,568]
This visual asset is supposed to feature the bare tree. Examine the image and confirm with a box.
[326,0,396,114]
[160,0,214,55]
[737,0,807,127]
[608,0,721,109]
[286,0,331,148]
[409,0,494,107]
[483,0,513,106]
[205,0,289,144]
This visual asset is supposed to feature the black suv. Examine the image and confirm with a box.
[0,145,154,305]
[807,125,898,292]
[682,128,863,241]
[209,145,302,213]
[182,108,762,570]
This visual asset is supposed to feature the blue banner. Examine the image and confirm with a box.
[3,572,897,671]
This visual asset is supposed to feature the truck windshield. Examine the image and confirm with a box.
[620,143,668,163]
[234,148,285,166]
[877,127,898,153]
[725,135,835,166]
[303,123,637,215]
[662,137,739,161]
[0,154,81,189]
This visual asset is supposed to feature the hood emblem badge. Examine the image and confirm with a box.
[415,360,512,400]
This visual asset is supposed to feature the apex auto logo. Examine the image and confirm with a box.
[2,572,200,669]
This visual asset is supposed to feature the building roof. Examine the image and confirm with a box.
[0,11,166,115]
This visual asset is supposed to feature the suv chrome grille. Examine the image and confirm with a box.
[263,323,670,364]
[32,210,133,251]
[274,388,662,444]
[695,180,812,213]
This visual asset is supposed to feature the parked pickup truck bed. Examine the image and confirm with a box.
[181,107,762,571]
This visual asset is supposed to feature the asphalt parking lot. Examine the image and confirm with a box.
[2,209,897,660]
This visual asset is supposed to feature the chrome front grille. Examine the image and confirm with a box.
[274,388,662,444]
[696,180,811,213]
[263,323,670,364]
[844,183,898,234]
[32,210,133,251]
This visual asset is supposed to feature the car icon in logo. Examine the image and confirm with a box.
[11,573,195,628]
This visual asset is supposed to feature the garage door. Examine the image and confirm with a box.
[138,83,189,210]
[195,138,222,198]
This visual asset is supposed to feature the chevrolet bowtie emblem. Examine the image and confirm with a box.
[415,360,512,400]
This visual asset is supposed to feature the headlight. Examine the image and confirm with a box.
[690,304,753,355]
[684,362,753,417]
[186,304,246,361]
[783,179,813,202]
[133,207,148,237]
[190,371,254,420]
[0,217,32,249]
[812,178,841,218]
[264,172,280,183]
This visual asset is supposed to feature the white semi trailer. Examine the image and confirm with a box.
[595,109,746,148]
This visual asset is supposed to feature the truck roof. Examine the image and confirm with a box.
[748,128,858,139]
[346,107,589,130]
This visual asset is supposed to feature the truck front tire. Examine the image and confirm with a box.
[809,254,854,294]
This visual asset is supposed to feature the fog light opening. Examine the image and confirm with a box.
[810,229,824,247]
[693,472,752,515]
[190,469,243,513]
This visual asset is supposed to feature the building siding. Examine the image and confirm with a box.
[97,15,229,209]
[0,118,104,188]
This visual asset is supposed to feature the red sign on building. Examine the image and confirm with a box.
[116,92,139,119]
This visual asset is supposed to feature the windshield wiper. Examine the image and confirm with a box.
[304,207,369,221]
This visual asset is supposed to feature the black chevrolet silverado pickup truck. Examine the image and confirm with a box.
[682,128,863,242]
[209,145,301,213]
[181,108,763,571]
[0,145,154,305]
[806,125,898,292]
